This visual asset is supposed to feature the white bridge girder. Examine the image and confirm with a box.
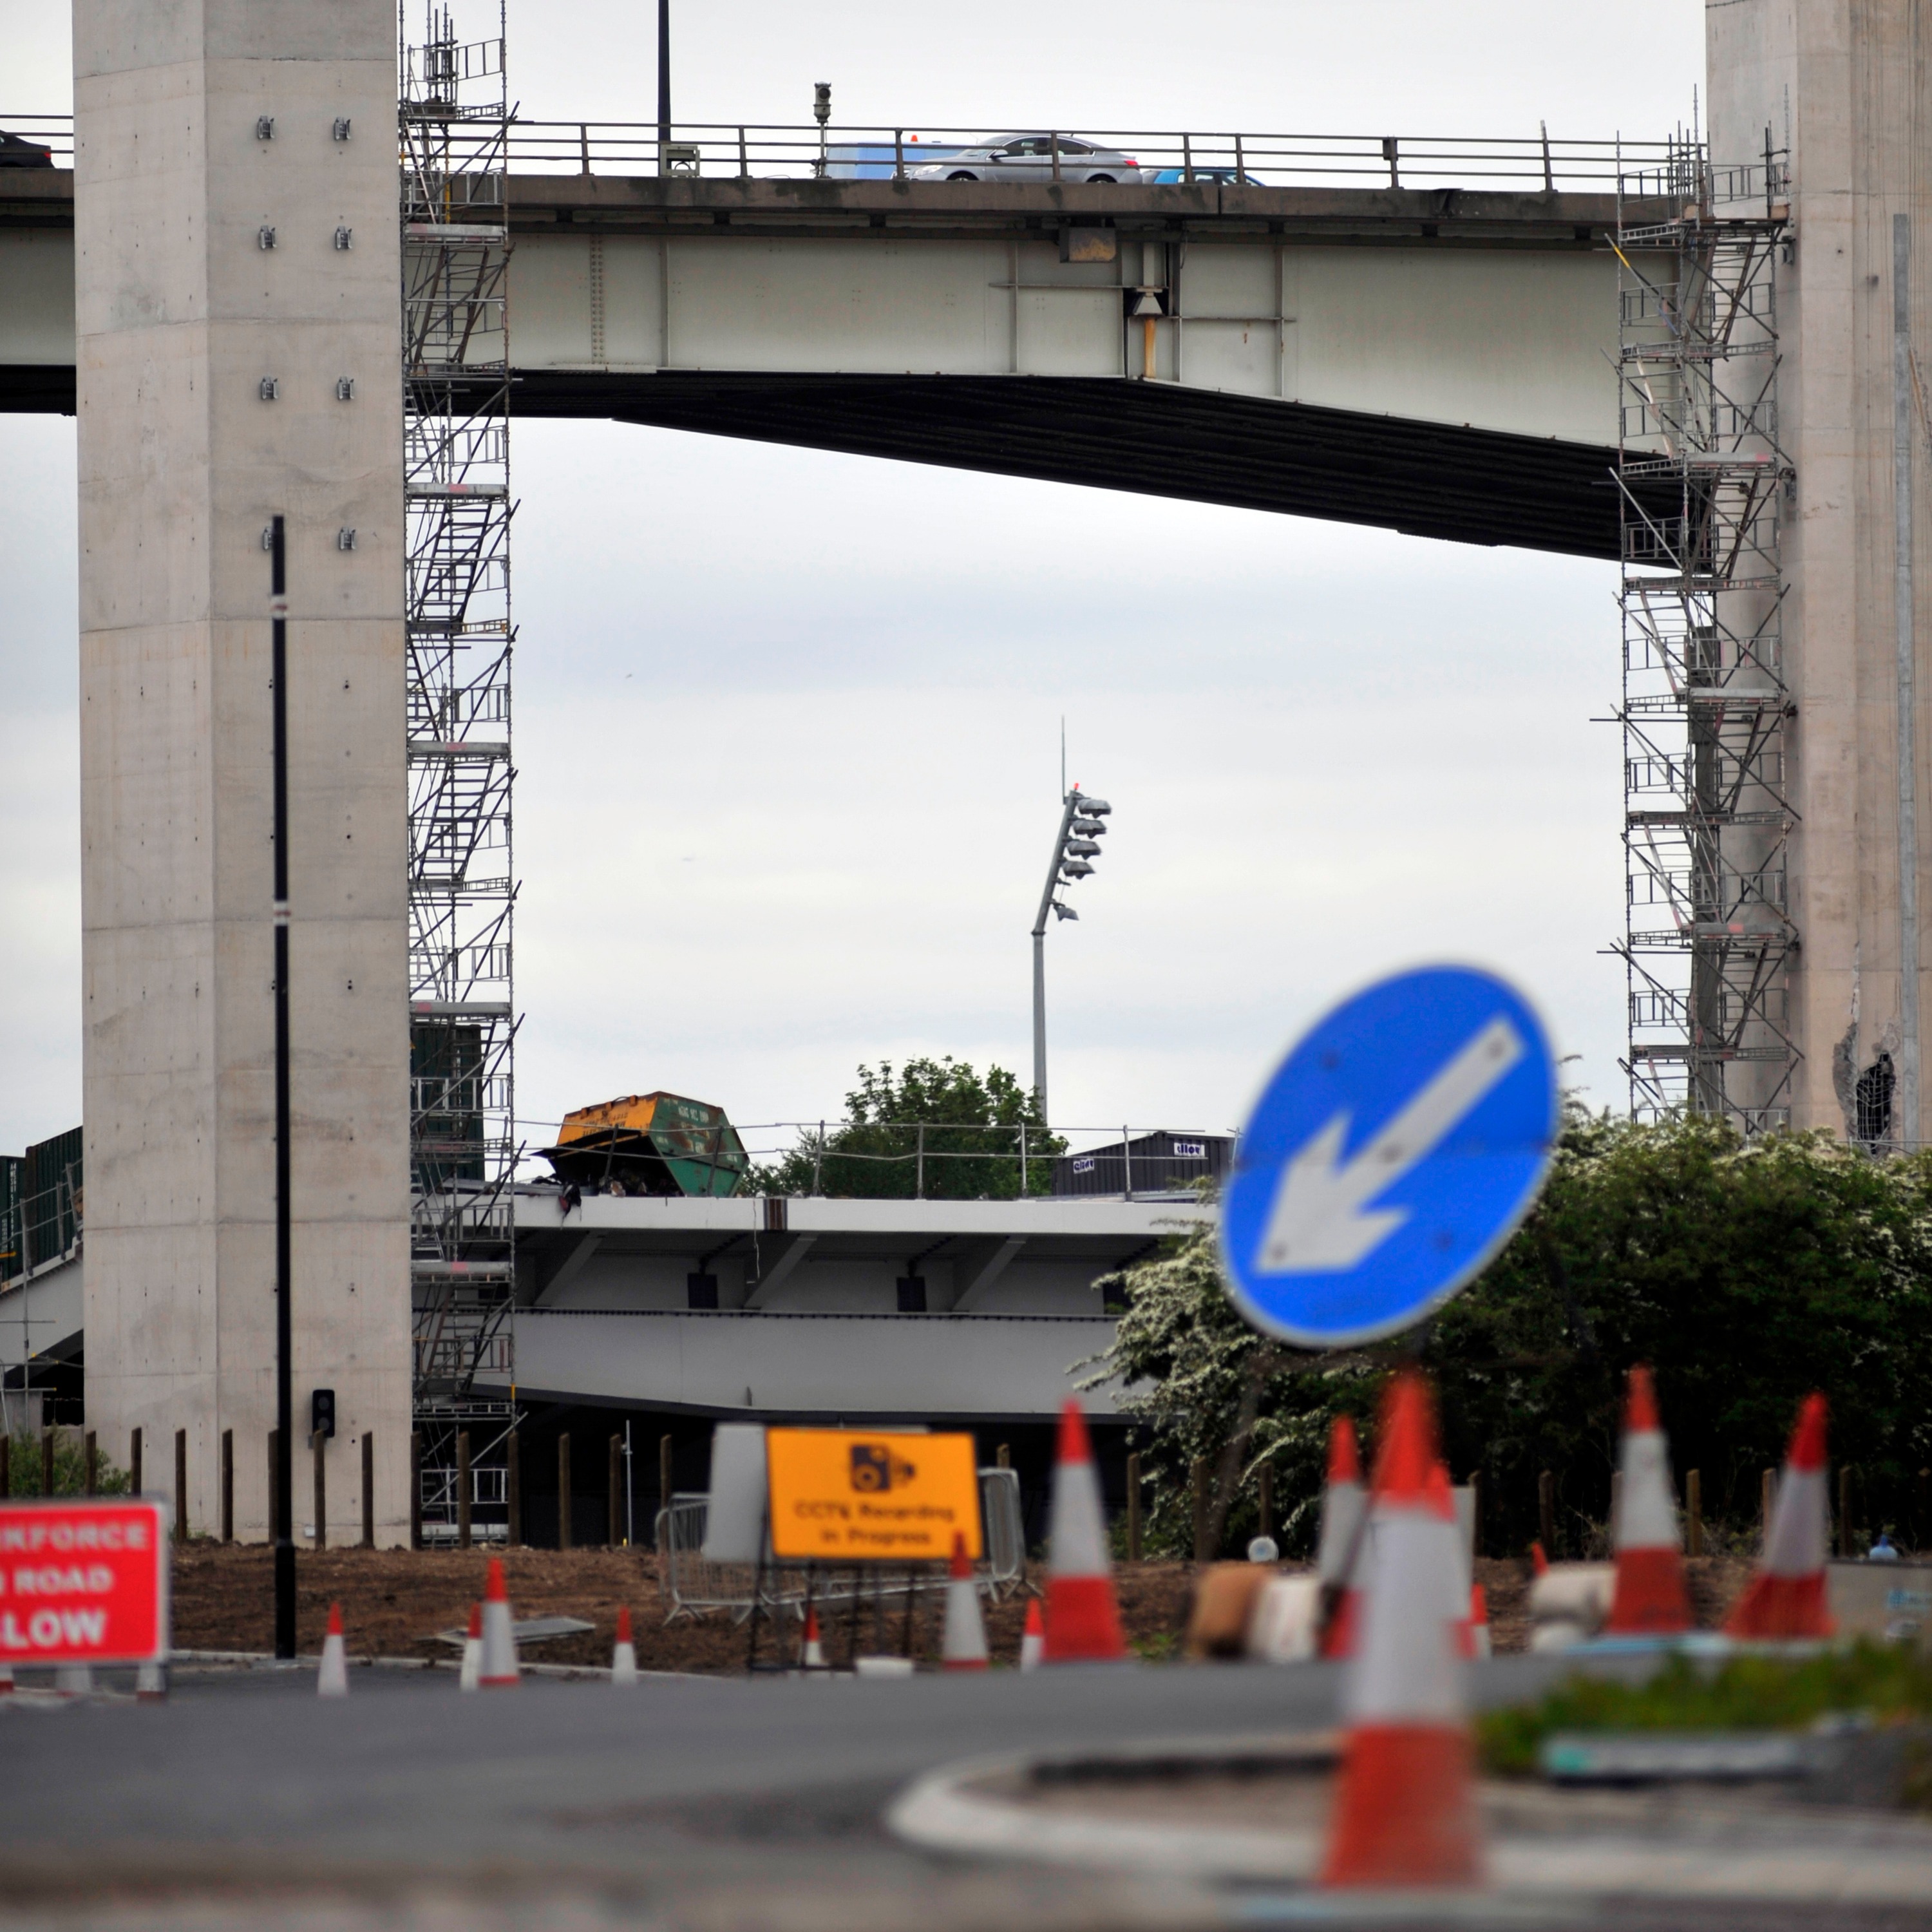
[4,170,1656,555]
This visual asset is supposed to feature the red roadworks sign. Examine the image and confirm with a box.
[0,1498,170,1665]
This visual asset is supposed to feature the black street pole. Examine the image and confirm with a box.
[656,0,670,149]
[270,515,296,1660]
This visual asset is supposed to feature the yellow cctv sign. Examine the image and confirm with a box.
[766,1428,982,1562]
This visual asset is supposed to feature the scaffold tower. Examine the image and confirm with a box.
[401,1,518,1536]
[1615,135,1797,1131]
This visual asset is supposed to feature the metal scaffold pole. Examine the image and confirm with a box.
[1613,131,1798,1135]
[401,1,518,1543]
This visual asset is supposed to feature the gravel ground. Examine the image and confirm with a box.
[166,1546,1751,1672]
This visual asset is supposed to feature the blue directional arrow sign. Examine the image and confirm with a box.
[1220,965,1558,1348]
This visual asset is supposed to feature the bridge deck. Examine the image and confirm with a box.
[2,170,1672,555]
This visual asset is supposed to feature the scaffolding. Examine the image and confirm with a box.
[1615,136,1796,1131]
[401,1,518,1533]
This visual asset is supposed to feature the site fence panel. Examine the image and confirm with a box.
[656,1468,1025,1624]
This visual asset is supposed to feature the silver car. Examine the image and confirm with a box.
[909,134,1142,185]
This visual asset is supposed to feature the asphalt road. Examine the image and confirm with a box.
[0,1659,1919,1932]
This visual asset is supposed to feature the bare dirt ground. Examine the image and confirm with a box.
[169,1545,1750,1672]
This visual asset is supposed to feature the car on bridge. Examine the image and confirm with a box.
[910,135,1142,184]
[1144,166,1265,187]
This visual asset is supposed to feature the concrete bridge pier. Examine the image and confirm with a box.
[1710,0,1932,1144]
[75,1,412,1539]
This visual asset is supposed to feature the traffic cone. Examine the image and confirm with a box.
[317,1603,349,1698]
[1040,1400,1128,1663]
[1468,1584,1491,1660]
[1317,1414,1367,1659]
[1725,1393,1834,1641]
[1019,1598,1045,1672]
[1320,1372,1482,1889]
[459,1602,482,1692]
[941,1531,989,1671]
[800,1604,826,1671]
[1605,1366,1691,1636]
[612,1605,638,1687]
[478,1557,521,1686]
[1530,1542,1549,1577]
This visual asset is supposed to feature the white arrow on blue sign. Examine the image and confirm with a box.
[1220,965,1558,1348]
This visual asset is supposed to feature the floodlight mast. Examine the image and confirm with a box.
[1031,787,1111,1125]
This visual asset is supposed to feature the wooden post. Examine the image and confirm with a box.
[175,1428,188,1540]
[0,1434,9,1497]
[1537,1468,1555,1556]
[1920,1468,1931,1553]
[84,1429,97,1497]
[658,1431,674,1527]
[130,1425,143,1495]
[220,1430,233,1542]
[267,1430,279,1539]
[1258,1461,1274,1544]
[1686,1469,1703,1557]
[1467,1468,1482,1560]
[457,1430,472,1550]
[42,1426,55,1497]
[1126,1450,1142,1562]
[996,1442,1010,1470]
[360,1432,374,1549]
[1761,1466,1777,1547]
[557,1432,573,1550]
[311,1429,327,1550]
[409,1431,422,1550]
[609,1434,622,1546]
[506,1430,522,1546]
[1838,1464,1854,1558]
[1191,1455,1210,1562]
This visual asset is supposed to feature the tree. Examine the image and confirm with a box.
[758,1056,1066,1199]
[1088,1110,1932,1560]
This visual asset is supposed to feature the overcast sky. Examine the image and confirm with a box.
[0,1,1705,1166]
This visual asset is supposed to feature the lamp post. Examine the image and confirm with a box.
[1031,788,1111,1124]
[656,0,671,152]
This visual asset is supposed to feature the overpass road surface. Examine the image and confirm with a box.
[0,1658,1907,1932]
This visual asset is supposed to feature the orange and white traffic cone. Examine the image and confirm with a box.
[1725,1392,1834,1641]
[1468,1585,1491,1660]
[1320,1372,1483,1890]
[1605,1365,1691,1636]
[317,1602,349,1698]
[1530,1542,1549,1577]
[459,1602,482,1692]
[1041,1400,1128,1664]
[479,1557,521,1686]
[800,1604,826,1671]
[612,1605,639,1687]
[1019,1598,1045,1672]
[941,1531,989,1671]
[1317,1414,1368,1660]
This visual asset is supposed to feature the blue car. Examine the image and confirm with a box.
[1146,166,1265,186]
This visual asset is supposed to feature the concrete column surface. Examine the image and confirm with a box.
[75,1,412,1541]
[1709,0,1932,1142]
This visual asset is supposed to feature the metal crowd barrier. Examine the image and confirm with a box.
[655,1466,1026,1624]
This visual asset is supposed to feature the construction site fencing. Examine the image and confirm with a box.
[519,1117,1233,1200]
[654,1466,1025,1623]
[6,113,1683,192]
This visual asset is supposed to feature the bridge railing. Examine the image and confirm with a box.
[3,113,1683,192]
[505,121,1681,192]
